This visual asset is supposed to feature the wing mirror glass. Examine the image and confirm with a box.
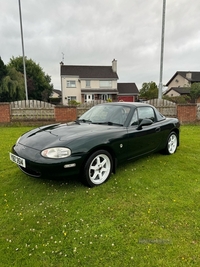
[137,118,153,130]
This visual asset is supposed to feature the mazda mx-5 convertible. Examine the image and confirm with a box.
[10,102,180,187]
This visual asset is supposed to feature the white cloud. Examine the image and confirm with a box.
[1,0,200,90]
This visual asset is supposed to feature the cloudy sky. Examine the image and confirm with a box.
[1,0,200,90]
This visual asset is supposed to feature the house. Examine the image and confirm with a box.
[164,71,200,98]
[51,89,62,98]
[49,89,62,104]
[60,59,119,105]
[117,83,139,102]
[163,87,191,98]
[166,71,200,89]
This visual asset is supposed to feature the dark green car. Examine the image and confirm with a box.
[10,102,180,187]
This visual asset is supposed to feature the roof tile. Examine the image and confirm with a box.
[61,65,118,79]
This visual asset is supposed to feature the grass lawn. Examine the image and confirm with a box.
[0,125,200,267]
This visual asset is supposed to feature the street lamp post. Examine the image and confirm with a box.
[18,0,28,100]
[158,0,166,99]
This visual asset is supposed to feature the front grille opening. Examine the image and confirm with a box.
[19,166,41,178]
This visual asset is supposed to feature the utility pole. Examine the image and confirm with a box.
[18,0,28,100]
[158,0,166,99]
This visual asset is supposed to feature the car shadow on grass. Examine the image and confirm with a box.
[27,173,85,189]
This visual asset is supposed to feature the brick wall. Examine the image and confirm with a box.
[0,103,11,123]
[55,106,77,122]
[0,102,199,124]
[177,104,197,123]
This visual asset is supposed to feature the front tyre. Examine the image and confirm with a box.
[165,132,178,155]
[83,150,113,187]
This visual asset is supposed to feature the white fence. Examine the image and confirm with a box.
[197,104,200,120]
[76,99,177,118]
[10,100,55,121]
[77,100,107,117]
[10,99,199,122]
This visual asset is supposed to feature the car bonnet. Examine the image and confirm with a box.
[17,122,117,150]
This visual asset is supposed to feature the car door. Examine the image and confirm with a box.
[126,107,163,159]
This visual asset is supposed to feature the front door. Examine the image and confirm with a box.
[85,94,94,102]
[126,107,162,159]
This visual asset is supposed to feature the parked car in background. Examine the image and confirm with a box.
[10,102,180,187]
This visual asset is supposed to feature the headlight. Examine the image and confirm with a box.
[41,147,71,159]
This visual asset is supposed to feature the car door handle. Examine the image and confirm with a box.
[155,127,161,132]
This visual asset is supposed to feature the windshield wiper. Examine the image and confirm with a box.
[76,120,122,126]
[74,120,80,125]
[77,119,92,124]
[96,121,123,126]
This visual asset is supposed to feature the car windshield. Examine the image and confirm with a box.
[79,104,131,126]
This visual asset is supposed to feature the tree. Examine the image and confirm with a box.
[0,66,25,102]
[8,56,53,101]
[163,95,191,104]
[0,57,7,84]
[190,83,200,102]
[139,81,158,100]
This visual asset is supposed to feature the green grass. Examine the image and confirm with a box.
[0,125,200,266]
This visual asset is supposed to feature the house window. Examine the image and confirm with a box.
[67,81,76,88]
[99,81,112,88]
[101,94,110,100]
[86,80,91,87]
[66,96,76,103]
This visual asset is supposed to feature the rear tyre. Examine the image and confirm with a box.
[83,150,113,187]
[164,132,178,155]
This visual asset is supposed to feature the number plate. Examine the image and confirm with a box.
[9,153,26,168]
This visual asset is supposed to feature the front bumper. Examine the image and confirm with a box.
[11,143,84,179]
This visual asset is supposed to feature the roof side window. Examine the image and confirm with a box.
[138,107,155,123]
[156,111,165,121]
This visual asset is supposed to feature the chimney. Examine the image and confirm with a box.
[186,72,192,80]
[112,59,117,73]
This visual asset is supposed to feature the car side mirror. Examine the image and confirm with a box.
[137,118,153,130]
